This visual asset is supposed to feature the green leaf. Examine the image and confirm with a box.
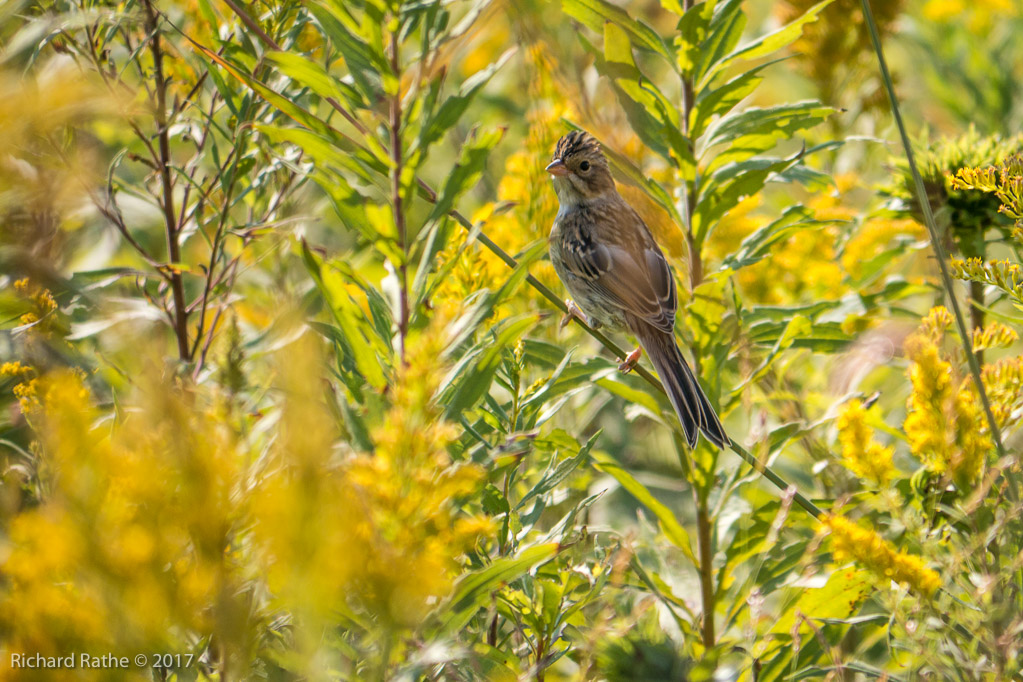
[592,452,697,564]
[563,0,676,68]
[771,567,872,637]
[721,205,818,270]
[264,51,341,101]
[708,0,833,87]
[693,0,745,86]
[691,58,784,140]
[674,0,717,74]
[741,300,841,324]
[516,432,599,509]
[442,315,539,417]
[747,320,850,353]
[597,25,691,170]
[695,154,813,241]
[702,101,833,162]
[306,1,388,101]
[440,543,560,632]
[594,372,665,418]
[302,243,390,390]
[418,48,514,153]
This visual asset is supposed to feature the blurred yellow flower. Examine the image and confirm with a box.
[903,311,991,487]
[255,323,491,651]
[836,399,897,486]
[923,0,1018,31]
[842,217,923,280]
[820,514,941,596]
[1,369,242,671]
[0,361,31,377]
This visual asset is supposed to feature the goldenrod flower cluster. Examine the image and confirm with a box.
[0,361,31,377]
[820,514,941,596]
[903,309,991,487]
[972,320,1019,352]
[253,326,491,648]
[951,154,1023,231]
[709,187,846,305]
[1,370,241,670]
[922,0,1019,32]
[13,278,58,336]
[835,399,897,486]
[1,328,493,675]
[982,356,1023,427]
[951,257,1023,305]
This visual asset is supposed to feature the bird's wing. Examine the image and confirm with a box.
[559,204,677,334]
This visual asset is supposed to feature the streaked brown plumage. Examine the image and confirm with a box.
[546,130,728,449]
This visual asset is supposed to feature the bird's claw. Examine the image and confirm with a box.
[618,347,643,373]
[560,299,588,330]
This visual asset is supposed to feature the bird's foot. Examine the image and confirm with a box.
[618,346,643,373]
[560,299,591,330]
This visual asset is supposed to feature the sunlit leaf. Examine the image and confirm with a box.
[592,452,698,564]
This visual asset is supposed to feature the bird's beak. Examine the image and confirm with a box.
[545,158,569,177]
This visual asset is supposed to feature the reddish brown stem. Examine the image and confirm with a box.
[143,0,189,361]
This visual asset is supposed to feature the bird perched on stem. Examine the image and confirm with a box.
[546,130,728,449]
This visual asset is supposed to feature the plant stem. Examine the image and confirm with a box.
[694,490,715,649]
[143,0,190,361]
[970,280,985,365]
[680,0,714,650]
[389,26,409,364]
[681,0,701,293]
[858,0,1011,496]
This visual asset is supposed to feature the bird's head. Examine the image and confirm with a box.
[546,131,615,204]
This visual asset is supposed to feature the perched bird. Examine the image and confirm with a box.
[546,130,728,449]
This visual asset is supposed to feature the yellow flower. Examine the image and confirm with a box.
[12,376,40,416]
[709,179,858,305]
[1,369,243,662]
[903,311,992,487]
[920,306,954,340]
[0,361,31,377]
[254,322,491,645]
[842,217,923,280]
[820,514,941,596]
[972,320,1019,351]
[982,356,1023,427]
[836,400,897,486]
[923,0,966,21]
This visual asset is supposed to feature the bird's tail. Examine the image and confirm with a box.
[638,325,729,449]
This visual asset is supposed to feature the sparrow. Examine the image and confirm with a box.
[546,130,728,449]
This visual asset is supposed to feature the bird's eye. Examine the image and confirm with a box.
[579,160,591,172]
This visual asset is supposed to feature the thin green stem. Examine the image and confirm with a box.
[858,0,1011,498]
[694,490,715,648]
